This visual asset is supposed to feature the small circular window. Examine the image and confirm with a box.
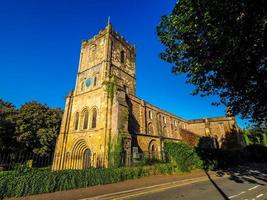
[85,79,91,87]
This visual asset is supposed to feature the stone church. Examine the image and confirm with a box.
[52,22,243,170]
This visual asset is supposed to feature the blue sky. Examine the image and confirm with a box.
[0,0,248,128]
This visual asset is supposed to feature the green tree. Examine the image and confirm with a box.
[243,123,267,146]
[15,101,62,155]
[0,99,17,153]
[157,0,267,123]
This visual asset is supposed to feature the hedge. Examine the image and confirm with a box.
[163,140,267,171]
[0,163,180,199]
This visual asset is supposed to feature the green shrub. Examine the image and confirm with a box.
[164,141,202,171]
[14,164,32,174]
[0,163,179,199]
[0,171,14,177]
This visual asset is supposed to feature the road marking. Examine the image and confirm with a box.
[110,178,211,200]
[256,194,264,198]
[229,191,246,199]
[248,185,260,191]
[80,176,212,200]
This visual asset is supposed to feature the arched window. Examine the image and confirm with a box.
[120,50,125,64]
[74,112,79,130]
[91,108,97,128]
[162,116,166,124]
[93,74,98,86]
[157,114,161,121]
[82,110,89,129]
[81,82,84,91]
[148,110,153,119]
[148,123,154,134]
[151,144,156,159]
[163,126,167,135]
[91,44,96,52]
[94,76,97,86]
[205,127,210,136]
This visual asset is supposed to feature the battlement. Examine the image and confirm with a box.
[81,23,135,52]
[188,116,235,124]
[110,29,135,51]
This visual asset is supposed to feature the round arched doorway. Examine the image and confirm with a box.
[148,140,158,159]
[83,149,92,169]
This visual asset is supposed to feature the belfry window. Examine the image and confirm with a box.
[123,84,129,93]
[120,50,125,64]
[74,112,79,130]
[91,44,96,52]
[91,108,97,128]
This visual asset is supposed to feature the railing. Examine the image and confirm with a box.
[0,151,165,171]
[0,153,53,170]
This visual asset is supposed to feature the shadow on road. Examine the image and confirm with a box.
[205,163,267,200]
[205,170,230,200]
[215,163,267,185]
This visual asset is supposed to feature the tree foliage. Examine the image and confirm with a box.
[15,101,62,155]
[0,99,17,153]
[243,123,267,146]
[157,0,267,123]
[0,99,63,155]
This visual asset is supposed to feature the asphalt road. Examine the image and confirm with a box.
[127,165,267,200]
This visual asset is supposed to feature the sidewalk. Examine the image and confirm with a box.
[9,170,219,200]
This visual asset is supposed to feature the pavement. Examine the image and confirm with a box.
[9,163,267,200]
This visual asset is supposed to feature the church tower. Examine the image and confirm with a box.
[52,21,136,170]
